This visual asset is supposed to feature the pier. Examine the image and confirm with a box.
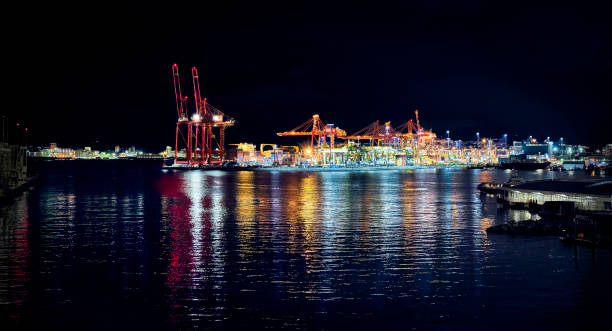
[499,180,612,213]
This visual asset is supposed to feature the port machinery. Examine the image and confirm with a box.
[339,110,435,146]
[275,109,506,166]
[338,110,438,162]
[277,114,347,149]
[274,110,439,165]
[171,64,234,167]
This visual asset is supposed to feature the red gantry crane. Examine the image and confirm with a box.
[172,64,235,167]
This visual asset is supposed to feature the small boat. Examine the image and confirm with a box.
[549,165,566,172]
[560,236,598,247]
[477,182,504,194]
[477,170,524,194]
[467,165,484,169]
[559,232,610,247]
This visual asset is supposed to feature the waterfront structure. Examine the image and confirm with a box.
[27,143,167,160]
[605,144,612,156]
[503,180,612,212]
[0,142,28,200]
[277,114,347,150]
[228,143,296,166]
[523,142,549,160]
[275,110,510,166]
[163,66,604,169]
[171,64,234,167]
[30,143,76,158]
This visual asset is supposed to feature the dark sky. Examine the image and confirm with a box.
[6,2,611,151]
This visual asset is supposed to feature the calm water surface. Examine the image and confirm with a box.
[1,161,611,330]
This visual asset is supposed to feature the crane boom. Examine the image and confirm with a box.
[172,64,185,119]
[191,67,202,115]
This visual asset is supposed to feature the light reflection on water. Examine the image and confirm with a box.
[0,164,610,330]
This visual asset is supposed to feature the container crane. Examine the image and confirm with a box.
[190,66,235,165]
[170,64,235,167]
[172,64,191,164]
[277,114,346,149]
[342,120,398,147]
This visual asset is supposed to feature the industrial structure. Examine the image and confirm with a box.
[273,110,509,167]
[166,66,596,169]
[277,114,347,149]
[501,180,612,212]
[171,64,234,167]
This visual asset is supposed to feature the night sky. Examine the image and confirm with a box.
[6,2,611,151]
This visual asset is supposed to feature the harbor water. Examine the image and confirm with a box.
[1,161,611,330]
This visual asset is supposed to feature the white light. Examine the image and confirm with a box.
[192,113,201,121]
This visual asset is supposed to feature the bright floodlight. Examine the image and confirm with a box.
[192,113,201,121]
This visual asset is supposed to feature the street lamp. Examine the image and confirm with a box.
[446,130,450,148]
